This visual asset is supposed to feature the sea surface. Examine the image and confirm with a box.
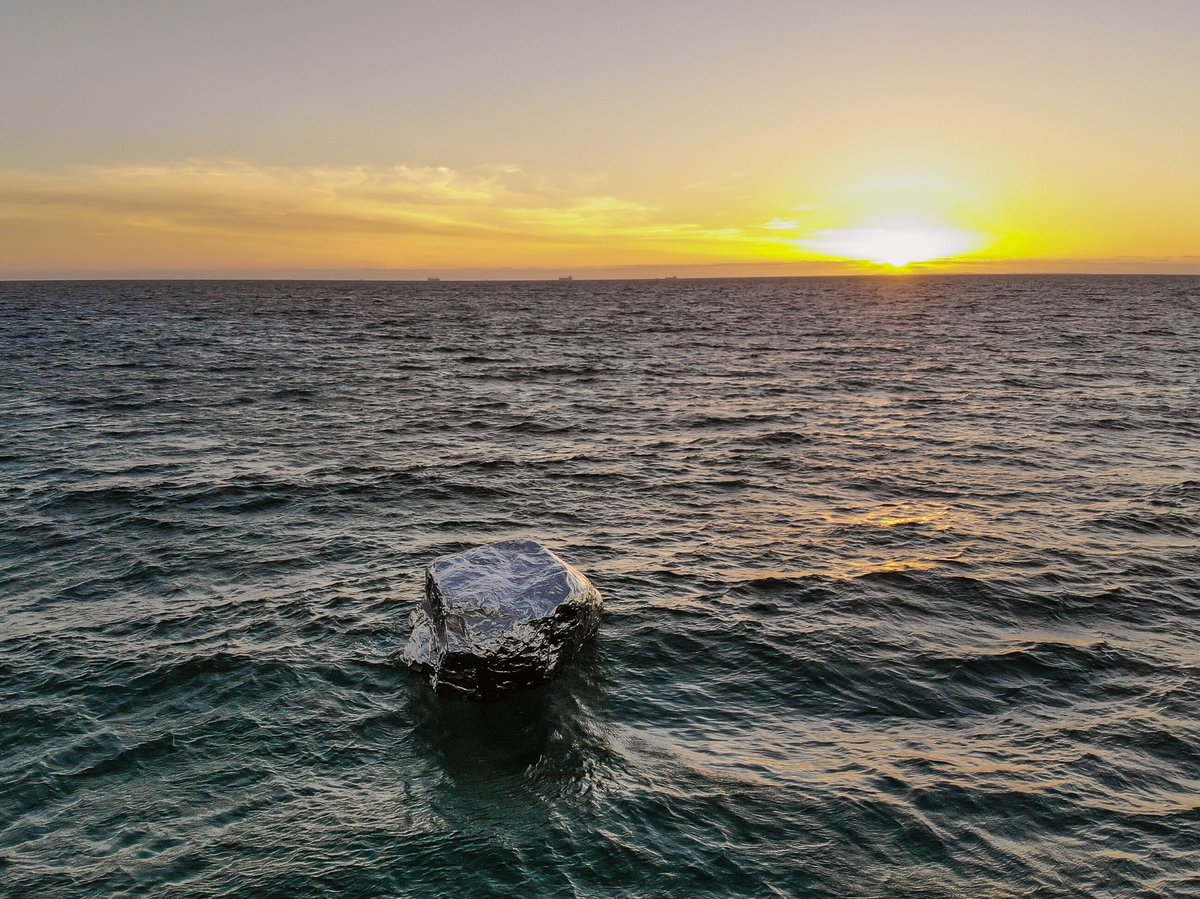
[1,276,1198,898]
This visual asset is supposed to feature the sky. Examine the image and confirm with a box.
[2,0,1198,278]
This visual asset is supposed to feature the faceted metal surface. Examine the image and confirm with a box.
[401,539,602,699]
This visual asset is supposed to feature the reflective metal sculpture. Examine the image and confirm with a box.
[402,539,602,699]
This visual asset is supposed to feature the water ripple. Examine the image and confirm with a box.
[1,276,1198,897]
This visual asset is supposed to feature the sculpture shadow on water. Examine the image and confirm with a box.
[405,641,619,800]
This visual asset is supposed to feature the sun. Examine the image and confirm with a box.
[800,218,984,268]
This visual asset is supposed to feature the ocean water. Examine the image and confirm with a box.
[1,276,1198,898]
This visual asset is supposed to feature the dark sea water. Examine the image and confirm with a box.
[1,276,1198,898]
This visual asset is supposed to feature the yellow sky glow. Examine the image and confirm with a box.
[800,220,986,268]
[0,155,1195,278]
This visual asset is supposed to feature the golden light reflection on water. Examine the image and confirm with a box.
[814,503,962,577]
[650,501,976,589]
[849,557,942,576]
[825,503,954,531]
[724,558,949,585]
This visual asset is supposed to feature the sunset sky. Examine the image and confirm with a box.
[2,0,1198,278]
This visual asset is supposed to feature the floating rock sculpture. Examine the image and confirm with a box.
[401,539,602,700]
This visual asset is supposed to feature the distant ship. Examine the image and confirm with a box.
[558,276,573,281]
[427,277,441,281]
[664,275,678,280]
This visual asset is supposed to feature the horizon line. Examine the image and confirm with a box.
[5,270,1200,284]
[6,255,1200,283]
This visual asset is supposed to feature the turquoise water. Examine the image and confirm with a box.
[1,277,1198,897]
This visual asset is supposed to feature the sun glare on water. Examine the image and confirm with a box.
[802,219,983,268]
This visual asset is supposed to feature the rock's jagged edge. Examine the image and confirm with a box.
[401,539,602,700]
